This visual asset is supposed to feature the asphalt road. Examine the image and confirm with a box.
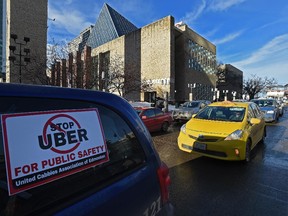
[152,107,288,216]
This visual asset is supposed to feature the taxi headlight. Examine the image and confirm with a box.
[225,130,243,140]
[180,124,186,134]
[267,110,274,114]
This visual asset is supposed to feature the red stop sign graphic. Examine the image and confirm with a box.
[42,114,81,154]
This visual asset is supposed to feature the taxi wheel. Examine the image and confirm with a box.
[245,140,252,162]
[161,122,169,132]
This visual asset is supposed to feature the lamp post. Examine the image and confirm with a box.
[8,34,30,83]
[223,90,229,101]
[211,87,218,102]
[232,91,237,101]
[188,83,196,101]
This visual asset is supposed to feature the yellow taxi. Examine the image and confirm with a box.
[178,101,266,162]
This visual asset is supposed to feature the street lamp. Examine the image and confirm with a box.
[223,90,229,101]
[9,34,30,83]
[232,91,237,101]
[188,83,196,101]
[211,87,219,101]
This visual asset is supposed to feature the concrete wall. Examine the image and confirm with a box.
[140,16,175,99]
[6,0,47,84]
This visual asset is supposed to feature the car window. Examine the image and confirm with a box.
[183,102,199,108]
[196,106,245,122]
[143,109,155,118]
[247,105,256,119]
[154,108,164,116]
[0,96,146,216]
[228,108,245,122]
[250,103,262,118]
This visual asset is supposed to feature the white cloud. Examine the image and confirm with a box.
[181,0,247,25]
[49,7,94,36]
[182,0,207,23]
[208,0,247,11]
[232,34,288,67]
[231,34,288,84]
[212,30,244,45]
[257,18,287,30]
[203,27,219,38]
[241,62,288,84]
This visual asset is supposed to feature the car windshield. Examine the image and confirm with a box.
[182,102,200,108]
[252,100,274,107]
[195,106,245,122]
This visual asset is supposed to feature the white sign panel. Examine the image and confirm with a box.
[1,108,109,195]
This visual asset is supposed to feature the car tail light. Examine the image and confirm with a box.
[157,162,171,204]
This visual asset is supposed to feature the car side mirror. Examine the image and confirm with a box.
[141,115,147,120]
[250,118,260,125]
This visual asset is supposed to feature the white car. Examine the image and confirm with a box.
[172,100,211,122]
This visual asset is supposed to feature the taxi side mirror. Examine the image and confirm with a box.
[250,118,260,125]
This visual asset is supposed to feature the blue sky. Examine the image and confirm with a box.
[48,0,288,85]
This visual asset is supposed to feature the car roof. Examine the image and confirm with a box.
[134,106,157,111]
[209,100,250,108]
[0,83,142,129]
[251,98,275,101]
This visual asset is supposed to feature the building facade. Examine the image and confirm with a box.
[174,23,217,102]
[5,0,47,84]
[61,3,243,103]
[1,0,5,75]
[216,64,243,101]
[68,25,94,54]
[71,4,217,102]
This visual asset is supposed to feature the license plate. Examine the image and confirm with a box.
[194,142,206,150]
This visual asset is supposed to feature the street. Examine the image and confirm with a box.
[152,108,288,216]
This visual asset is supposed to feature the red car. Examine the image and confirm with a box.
[134,107,173,132]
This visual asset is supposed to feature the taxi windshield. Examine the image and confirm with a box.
[195,106,245,122]
[252,100,274,107]
[182,102,199,108]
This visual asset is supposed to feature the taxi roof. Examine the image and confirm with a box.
[209,100,250,108]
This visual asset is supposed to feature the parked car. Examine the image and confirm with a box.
[172,100,211,122]
[134,107,173,133]
[277,99,285,116]
[0,83,174,216]
[250,98,280,122]
[177,101,266,162]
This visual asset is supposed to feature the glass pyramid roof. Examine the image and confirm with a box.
[86,3,138,49]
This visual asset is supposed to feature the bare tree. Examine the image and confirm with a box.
[21,38,69,85]
[243,74,277,99]
[105,55,153,97]
[140,78,154,92]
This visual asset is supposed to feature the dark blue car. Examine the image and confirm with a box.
[0,83,174,216]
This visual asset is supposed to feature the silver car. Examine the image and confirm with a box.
[172,100,210,122]
[277,100,285,116]
[251,99,280,123]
